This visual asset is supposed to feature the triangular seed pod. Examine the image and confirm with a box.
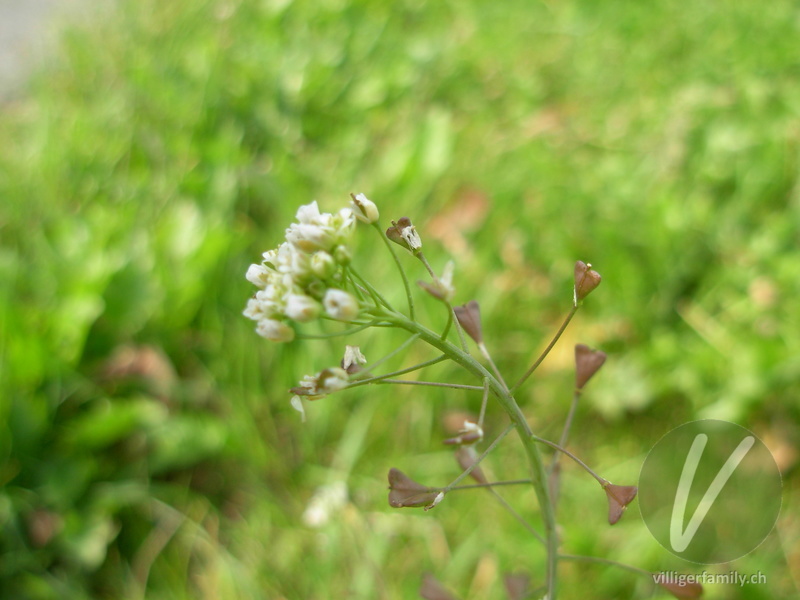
[387,468,442,509]
[574,261,602,303]
[603,483,638,525]
[454,446,488,485]
[453,300,483,344]
[575,344,607,389]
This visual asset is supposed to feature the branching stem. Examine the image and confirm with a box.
[511,305,578,393]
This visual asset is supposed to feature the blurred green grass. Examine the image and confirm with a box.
[1,0,798,598]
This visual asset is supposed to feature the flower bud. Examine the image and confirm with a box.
[310,251,336,279]
[574,260,602,304]
[333,244,352,265]
[306,279,327,299]
[350,192,380,224]
[284,293,322,323]
[255,318,295,342]
[245,263,270,288]
[295,200,323,224]
[323,288,360,321]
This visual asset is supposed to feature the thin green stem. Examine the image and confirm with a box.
[437,480,545,544]
[376,380,485,391]
[417,252,436,279]
[447,479,531,491]
[487,488,546,545]
[441,306,453,340]
[418,252,468,351]
[444,424,514,492]
[373,221,415,319]
[346,355,447,389]
[295,321,383,340]
[360,333,420,376]
[531,434,606,485]
[375,307,560,599]
[477,377,489,428]
[349,266,394,312]
[550,389,583,499]
[557,390,582,453]
[478,342,509,392]
[511,305,578,393]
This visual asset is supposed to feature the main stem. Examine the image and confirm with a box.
[381,309,559,599]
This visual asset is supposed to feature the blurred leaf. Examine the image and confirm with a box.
[148,414,229,474]
[64,397,167,450]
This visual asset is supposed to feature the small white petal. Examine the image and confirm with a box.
[295,201,322,224]
[246,263,271,288]
[318,367,349,392]
[400,225,422,251]
[256,319,295,342]
[290,395,306,422]
[284,293,321,322]
[351,193,380,224]
[342,345,367,370]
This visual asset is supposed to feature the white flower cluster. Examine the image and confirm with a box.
[244,200,371,342]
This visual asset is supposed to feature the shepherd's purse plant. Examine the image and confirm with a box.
[243,194,702,600]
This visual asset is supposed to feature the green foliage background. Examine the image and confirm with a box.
[1,0,798,598]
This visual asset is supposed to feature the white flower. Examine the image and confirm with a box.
[245,199,360,338]
[245,263,270,288]
[351,193,379,224]
[285,222,335,253]
[243,297,266,321]
[295,200,323,225]
[291,367,350,399]
[284,293,321,322]
[323,288,360,321]
[401,224,422,251]
[255,318,295,342]
[342,345,367,371]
